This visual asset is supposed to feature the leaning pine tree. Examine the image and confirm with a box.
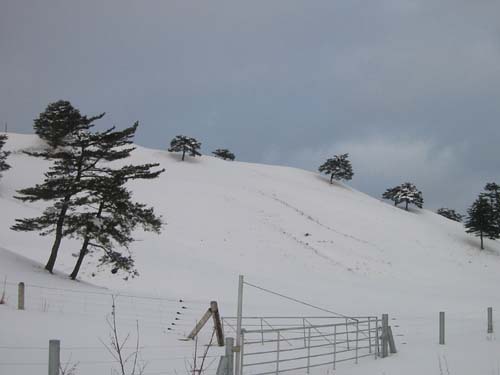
[12,103,105,272]
[212,148,235,161]
[65,163,163,280]
[436,208,463,222]
[11,101,163,276]
[168,135,201,161]
[465,195,498,250]
[0,134,11,179]
[318,153,353,184]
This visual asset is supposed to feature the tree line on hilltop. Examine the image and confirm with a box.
[0,100,498,281]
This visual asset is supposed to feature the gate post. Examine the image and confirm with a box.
[381,314,389,358]
[225,337,234,375]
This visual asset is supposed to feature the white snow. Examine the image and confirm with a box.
[1,132,500,374]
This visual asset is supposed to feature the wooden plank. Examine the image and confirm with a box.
[187,308,212,340]
[211,301,225,346]
[387,326,397,354]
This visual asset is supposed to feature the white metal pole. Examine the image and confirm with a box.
[235,275,244,375]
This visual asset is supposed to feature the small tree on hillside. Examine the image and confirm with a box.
[168,135,201,161]
[33,100,94,149]
[318,153,353,184]
[0,134,10,179]
[382,182,423,211]
[437,208,463,223]
[212,149,235,161]
[381,186,399,206]
[465,195,498,250]
[484,182,500,236]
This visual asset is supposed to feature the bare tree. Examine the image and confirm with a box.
[0,277,6,304]
[59,354,79,375]
[100,296,147,375]
[188,328,216,375]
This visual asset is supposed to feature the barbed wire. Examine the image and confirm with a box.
[243,280,355,320]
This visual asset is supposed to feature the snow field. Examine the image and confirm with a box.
[1,133,500,374]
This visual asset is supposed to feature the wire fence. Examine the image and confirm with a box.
[0,277,222,375]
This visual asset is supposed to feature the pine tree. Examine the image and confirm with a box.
[11,102,154,274]
[0,134,10,179]
[465,195,497,250]
[484,182,500,237]
[168,135,201,161]
[212,149,235,161]
[382,186,400,206]
[33,100,100,149]
[382,182,423,210]
[12,106,105,272]
[65,163,163,280]
[318,153,353,184]
[436,208,463,222]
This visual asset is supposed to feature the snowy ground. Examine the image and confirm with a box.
[1,133,500,374]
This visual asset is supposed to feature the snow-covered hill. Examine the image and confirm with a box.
[1,133,499,375]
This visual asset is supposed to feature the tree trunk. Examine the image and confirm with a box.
[480,230,484,250]
[45,196,70,273]
[70,201,104,280]
[330,174,333,184]
[182,148,186,161]
[45,145,86,273]
[70,236,90,280]
[405,201,409,211]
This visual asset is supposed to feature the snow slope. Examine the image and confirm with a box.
[1,133,500,374]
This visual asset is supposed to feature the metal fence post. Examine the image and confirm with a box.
[375,317,379,359]
[345,318,350,350]
[235,275,244,375]
[18,282,25,310]
[239,331,245,375]
[48,340,60,375]
[381,314,389,358]
[333,324,337,370]
[355,320,359,364]
[226,337,234,375]
[439,312,445,345]
[275,331,280,375]
[306,327,311,373]
[488,307,493,334]
[368,317,372,354]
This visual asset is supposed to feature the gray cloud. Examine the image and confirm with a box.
[1,0,499,212]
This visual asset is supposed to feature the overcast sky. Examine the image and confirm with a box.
[1,0,499,212]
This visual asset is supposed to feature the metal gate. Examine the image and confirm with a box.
[223,316,379,375]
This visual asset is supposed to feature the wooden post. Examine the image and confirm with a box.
[488,307,493,334]
[439,312,445,345]
[211,301,225,346]
[381,314,389,358]
[18,282,25,310]
[48,340,60,375]
[387,326,397,353]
